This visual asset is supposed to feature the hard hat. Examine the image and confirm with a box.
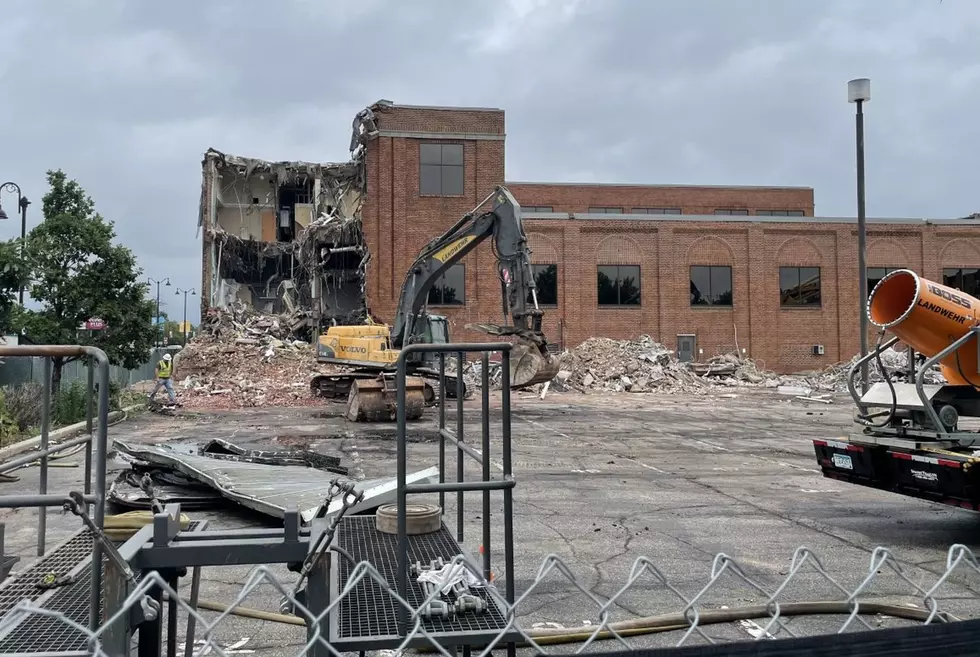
[163,353,172,361]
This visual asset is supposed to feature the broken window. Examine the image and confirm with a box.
[598,265,640,306]
[428,264,465,305]
[943,267,980,297]
[527,264,558,306]
[780,266,821,307]
[420,143,464,196]
[690,265,733,306]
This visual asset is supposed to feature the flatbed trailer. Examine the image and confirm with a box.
[813,435,980,511]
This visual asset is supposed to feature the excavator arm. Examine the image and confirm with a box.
[390,185,560,387]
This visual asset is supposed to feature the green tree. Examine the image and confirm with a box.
[17,170,156,393]
[0,239,28,334]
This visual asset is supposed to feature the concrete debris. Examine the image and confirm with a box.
[552,336,783,394]
[453,335,945,398]
[791,349,946,393]
[174,302,346,410]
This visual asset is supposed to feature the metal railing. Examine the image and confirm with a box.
[0,344,111,630]
[396,342,516,643]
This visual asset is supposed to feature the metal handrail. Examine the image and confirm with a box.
[0,344,111,631]
[395,341,516,641]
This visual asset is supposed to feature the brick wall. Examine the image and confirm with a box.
[360,104,507,341]
[360,102,980,373]
[507,182,814,216]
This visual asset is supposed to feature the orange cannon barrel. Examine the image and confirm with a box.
[868,269,980,386]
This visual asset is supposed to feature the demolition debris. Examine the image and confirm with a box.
[458,335,946,396]
[174,302,348,409]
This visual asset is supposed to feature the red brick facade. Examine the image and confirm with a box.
[359,102,980,373]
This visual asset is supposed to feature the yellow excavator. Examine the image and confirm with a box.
[310,185,561,421]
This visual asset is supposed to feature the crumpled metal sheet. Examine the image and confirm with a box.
[200,438,349,475]
[114,439,439,523]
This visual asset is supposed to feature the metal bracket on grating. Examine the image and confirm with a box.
[0,520,204,655]
[328,515,518,651]
[0,528,94,617]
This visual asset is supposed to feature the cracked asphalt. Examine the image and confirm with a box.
[3,386,980,654]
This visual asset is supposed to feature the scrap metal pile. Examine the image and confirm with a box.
[174,302,350,409]
[109,437,439,522]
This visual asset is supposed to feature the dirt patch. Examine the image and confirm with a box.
[272,433,325,448]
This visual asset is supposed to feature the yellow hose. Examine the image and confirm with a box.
[165,595,956,647]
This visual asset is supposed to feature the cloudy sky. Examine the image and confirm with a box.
[1,0,977,324]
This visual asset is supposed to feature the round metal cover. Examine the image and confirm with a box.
[375,503,442,535]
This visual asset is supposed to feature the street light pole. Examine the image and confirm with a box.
[849,78,871,394]
[0,182,32,305]
[176,288,196,346]
[147,277,171,347]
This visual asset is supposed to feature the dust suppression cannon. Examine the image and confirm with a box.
[813,269,980,511]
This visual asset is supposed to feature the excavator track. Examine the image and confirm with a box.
[311,371,466,407]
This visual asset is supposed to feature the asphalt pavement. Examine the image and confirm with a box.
[2,387,979,654]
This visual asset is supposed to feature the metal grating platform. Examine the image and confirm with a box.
[330,515,514,649]
[0,529,93,617]
[0,521,202,655]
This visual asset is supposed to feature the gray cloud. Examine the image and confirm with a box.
[1,0,977,324]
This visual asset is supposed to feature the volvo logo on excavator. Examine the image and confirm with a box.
[339,345,368,354]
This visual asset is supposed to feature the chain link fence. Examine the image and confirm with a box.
[2,539,979,657]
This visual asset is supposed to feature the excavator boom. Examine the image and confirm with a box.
[389,185,560,387]
[324,185,560,421]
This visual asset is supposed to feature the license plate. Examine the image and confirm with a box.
[832,454,853,470]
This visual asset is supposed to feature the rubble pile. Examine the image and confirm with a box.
[175,302,342,409]
[795,349,946,393]
[456,335,947,398]
[552,335,782,393]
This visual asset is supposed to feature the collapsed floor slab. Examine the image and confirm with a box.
[114,439,438,523]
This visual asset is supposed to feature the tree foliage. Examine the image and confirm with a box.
[17,170,155,390]
[0,239,28,334]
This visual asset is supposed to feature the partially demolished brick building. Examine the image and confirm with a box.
[199,100,980,373]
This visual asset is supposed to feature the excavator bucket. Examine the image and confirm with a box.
[345,375,427,422]
[510,341,561,388]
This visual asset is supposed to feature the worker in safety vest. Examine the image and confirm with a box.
[150,353,177,404]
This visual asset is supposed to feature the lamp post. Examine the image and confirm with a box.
[0,182,32,305]
[175,287,196,346]
[849,78,871,394]
[147,277,171,347]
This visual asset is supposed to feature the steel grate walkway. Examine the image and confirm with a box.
[0,521,201,655]
[331,515,513,649]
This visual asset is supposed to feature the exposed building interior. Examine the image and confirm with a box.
[198,107,380,336]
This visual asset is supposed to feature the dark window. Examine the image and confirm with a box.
[713,209,749,216]
[779,266,821,307]
[428,264,465,305]
[597,265,641,306]
[589,207,624,214]
[523,206,554,213]
[943,267,980,297]
[419,143,464,196]
[690,265,733,306]
[757,209,806,217]
[631,207,682,215]
[527,264,558,306]
[868,267,901,296]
